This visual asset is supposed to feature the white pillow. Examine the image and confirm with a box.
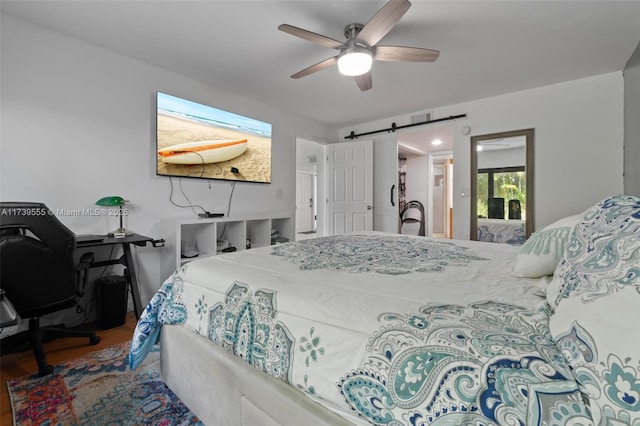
[512,214,582,278]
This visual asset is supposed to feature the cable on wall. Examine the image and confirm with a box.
[226,181,236,217]
[219,181,237,239]
[168,177,207,216]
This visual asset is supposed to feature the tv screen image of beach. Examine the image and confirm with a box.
[156,92,272,183]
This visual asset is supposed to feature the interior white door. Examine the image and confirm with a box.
[295,172,314,233]
[327,140,373,235]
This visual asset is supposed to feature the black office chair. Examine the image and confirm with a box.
[400,200,426,236]
[0,202,100,376]
[487,197,505,219]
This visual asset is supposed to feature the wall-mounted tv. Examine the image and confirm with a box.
[156,92,272,183]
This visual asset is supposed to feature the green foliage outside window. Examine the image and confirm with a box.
[477,170,526,219]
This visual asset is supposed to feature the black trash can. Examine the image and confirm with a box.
[96,275,128,329]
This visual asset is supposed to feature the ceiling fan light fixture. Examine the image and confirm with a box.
[337,49,372,76]
[279,0,438,89]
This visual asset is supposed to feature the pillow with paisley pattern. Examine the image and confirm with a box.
[546,195,640,308]
[548,195,640,425]
[512,213,583,278]
[549,281,640,425]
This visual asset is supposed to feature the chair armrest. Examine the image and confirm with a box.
[78,252,95,269]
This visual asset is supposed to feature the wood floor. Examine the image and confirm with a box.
[0,312,137,425]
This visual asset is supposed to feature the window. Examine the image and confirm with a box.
[476,166,526,219]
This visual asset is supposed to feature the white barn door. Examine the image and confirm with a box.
[327,140,373,235]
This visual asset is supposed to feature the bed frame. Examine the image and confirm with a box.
[160,325,356,425]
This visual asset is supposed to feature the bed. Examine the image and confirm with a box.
[477,218,526,244]
[130,195,640,426]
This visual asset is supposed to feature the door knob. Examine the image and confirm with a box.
[367,205,372,210]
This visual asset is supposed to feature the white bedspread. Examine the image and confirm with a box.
[131,232,593,425]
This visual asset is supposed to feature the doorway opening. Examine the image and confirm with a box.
[430,155,453,238]
[295,138,325,241]
[397,125,454,238]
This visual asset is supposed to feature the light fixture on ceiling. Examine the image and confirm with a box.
[432,139,443,146]
[279,0,440,91]
[337,46,372,76]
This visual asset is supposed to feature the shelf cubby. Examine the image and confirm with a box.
[163,214,293,270]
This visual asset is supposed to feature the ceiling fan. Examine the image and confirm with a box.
[278,0,439,91]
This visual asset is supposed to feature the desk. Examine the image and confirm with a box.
[76,233,160,318]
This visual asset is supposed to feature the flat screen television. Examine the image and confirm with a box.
[156,92,272,183]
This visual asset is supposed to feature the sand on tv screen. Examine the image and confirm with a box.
[156,92,272,183]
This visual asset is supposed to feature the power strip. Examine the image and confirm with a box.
[198,212,224,218]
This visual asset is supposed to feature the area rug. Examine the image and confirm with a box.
[7,341,203,425]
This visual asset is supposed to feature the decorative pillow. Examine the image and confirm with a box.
[513,213,583,278]
[549,284,640,425]
[548,195,640,308]
[547,195,640,424]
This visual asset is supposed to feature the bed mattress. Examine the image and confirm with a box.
[131,232,593,425]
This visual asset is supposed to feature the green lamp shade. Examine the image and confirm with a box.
[96,196,125,207]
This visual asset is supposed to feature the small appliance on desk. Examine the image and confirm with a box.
[95,196,133,237]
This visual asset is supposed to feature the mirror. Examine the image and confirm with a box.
[470,129,534,244]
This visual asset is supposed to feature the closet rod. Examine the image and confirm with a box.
[344,114,467,140]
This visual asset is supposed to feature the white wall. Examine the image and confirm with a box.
[0,15,335,305]
[405,156,429,206]
[339,72,625,239]
[624,41,640,196]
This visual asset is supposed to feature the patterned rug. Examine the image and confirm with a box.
[7,341,203,425]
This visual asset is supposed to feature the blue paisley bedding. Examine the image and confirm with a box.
[547,195,640,426]
[477,219,526,245]
[131,231,610,425]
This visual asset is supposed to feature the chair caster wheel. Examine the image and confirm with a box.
[38,364,54,377]
[90,336,101,345]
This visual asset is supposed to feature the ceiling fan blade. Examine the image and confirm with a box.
[374,45,440,62]
[354,72,373,91]
[356,0,411,47]
[291,56,338,79]
[278,24,345,50]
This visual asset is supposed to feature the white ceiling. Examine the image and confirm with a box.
[2,0,639,130]
[398,123,454,158]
